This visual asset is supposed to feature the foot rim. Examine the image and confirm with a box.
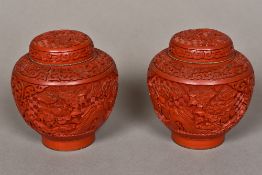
[42,134,95,151]
[172,133,224,150]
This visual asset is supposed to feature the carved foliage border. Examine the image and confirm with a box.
[14,49,114,82]
[152,49,252,81]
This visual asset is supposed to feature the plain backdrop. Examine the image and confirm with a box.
[0,0,262,175]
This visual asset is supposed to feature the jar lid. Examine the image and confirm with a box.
[29,30,94,65]
[168,29,234,64]
[150,28,253,85]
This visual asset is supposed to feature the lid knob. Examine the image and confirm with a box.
[168,29,234,63]
[29,30,94,65]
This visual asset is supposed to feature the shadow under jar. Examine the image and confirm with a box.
[11,30,118,151]
[147,29,254,149]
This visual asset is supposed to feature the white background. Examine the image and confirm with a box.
[0,0,261,174]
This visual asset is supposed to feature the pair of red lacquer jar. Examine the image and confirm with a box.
[11,29,254,151]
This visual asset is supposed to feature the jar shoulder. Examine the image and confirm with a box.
[148,49,254,85]
[12,48,117,86]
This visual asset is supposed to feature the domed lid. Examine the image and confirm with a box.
[29,30,94,65]
[169,29,234,64]
[13,30,116,85]
[150,28,254,85]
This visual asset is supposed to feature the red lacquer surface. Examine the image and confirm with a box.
[11,30,118,151]
[147,29,254,149]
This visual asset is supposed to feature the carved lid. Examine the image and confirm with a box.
[150,28,254,85]
[13,30,116,85]
[169,29,234,64]
[29,30,94,65]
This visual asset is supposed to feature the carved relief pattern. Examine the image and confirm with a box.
[29,47,94,65]
[171,29,231,47]
[152,49,252,80]
[14,49,114,82]
[29,30,94,64]
[147,73,254,136]
[11,72,118,137]
[169,46,233,60]
[169,29,234,61]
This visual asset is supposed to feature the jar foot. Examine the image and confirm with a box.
[171,133,224,150]
[42,134,95,151]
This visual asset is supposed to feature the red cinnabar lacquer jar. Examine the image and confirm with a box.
[147,29,254,149]
[11,30,118,151]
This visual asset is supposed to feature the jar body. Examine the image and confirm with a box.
[11,49,118,151]
[147,49,254,149]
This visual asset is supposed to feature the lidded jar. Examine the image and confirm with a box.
[147,29,254,149]
[11,30,118,151]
